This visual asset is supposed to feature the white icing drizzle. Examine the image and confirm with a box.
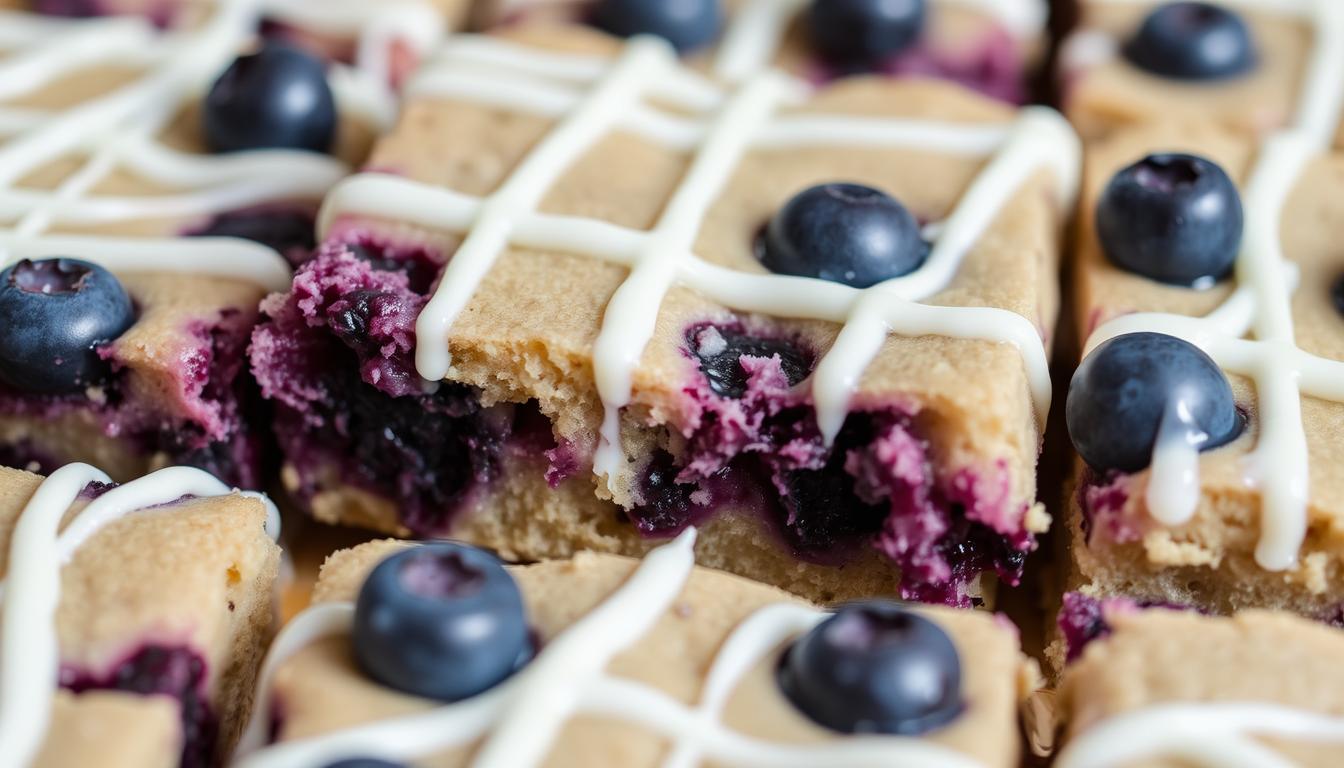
[234,530,988,768]
[1055,702,1344,768]
[0,0,408,289]
[318,32,1079,487]
[712,0,1048,83]
[1083,0,1344,571]
[0,463,279,768]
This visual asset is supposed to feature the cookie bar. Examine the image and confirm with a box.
[476,0,1048,102]
[1060,41,1344,619]
[232,531,1037,767]
[0,5,390,486]
[1054,609,1344,767]
[251,27,1078,606]
[1059,0,1344,142]
[0,463,281,768]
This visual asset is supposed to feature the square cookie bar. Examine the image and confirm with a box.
[1054,609,1344,768]
[0,5,393,486]
[251,27,1078,606]
[233,532,1037,767]
[476,0,1048,102]
[0,463,281,768]
[1061,102,1344,615]
[1060,0,1344,142]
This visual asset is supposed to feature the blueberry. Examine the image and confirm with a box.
[1097,153,1243,287]
[591,0,722,53]
[352,542,532,702]
[1066,332,1241,474]
[0,258,134,393]
[1124,2,1256,80]
[204,43,336,154]
[808,0,927,68]
[688,325,812,399]
[189,209,316,267]
[778,601,963,735]
[760,183,927,288]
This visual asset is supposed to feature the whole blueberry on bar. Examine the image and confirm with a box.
[204,43,336,154]
[352,542,532,701]
[778,601,963,735]
[761,183,928,288]
[0,258,134,393]
[1067,332,1242,474]
[1124,2,1257,80]
[808,0,927,69]
[1097,153,1243,287]
[591,0,722,53]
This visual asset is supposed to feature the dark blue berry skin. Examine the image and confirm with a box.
[778,601,963,735]
[352,542,533,702]
[1097,153,1243,287]
[321,760,407,768]
[0,258,134,394]
[189,209,316,268]
[204,43,336,154]
[1066,332,1242,474]
[591,0,722,53]
[761,183,927,288]
[1124,2,1256,81]
[808,0,927,68]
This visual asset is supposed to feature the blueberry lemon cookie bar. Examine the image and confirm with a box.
[476,0,1049,102]
[0,4,394,486]
[251,27,1078,606]
[232,532,1037,767]
[1053,609,1344,767]
[1059,0,1344,142]
[0,463,281,768]
[1061,15,1344,623]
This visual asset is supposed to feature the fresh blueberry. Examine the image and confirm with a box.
[204,43,336,154]
[1097,153,1243,287]
[761,183,927,288]
[188,209,316,267]
[591,0,722,53]
[688,325,812,399]
[1066,332,1241,474]
[778,601,963,735]
[1124,2,1256,80]
[321,760,407,768]
[0,258,134,393]
[352,542,532,702]
[808,0,927,68]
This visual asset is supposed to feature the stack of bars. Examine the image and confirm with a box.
[3,0,1344,767]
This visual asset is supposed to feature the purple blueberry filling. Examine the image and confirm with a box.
[33,0,175,27]
[250,242,526,534]
[0,307,265,488]
[1077,469,1143,545]
[630,323,1034,606]
[1056,592,1138,662]
[61,644,215,768]
[865,27,1029,104]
